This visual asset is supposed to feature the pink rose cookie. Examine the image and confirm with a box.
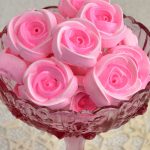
[70,87,97,112]
[4,9,57,62]
[59,0,110,18]
[109,45,150,88]
[45,7,65,23]
[119,28,138,46]
[84,45,150,107]
[16,58,78,109]
[53,11,65,23]
[59,0,86,18]
[0,53,27,84]
[52,18,101,67]
[78,0,127,48]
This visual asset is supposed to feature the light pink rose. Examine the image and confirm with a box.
[70,87,97,112]
[52,18,101,67]
[53,11,65,23]
[59,0,110,18]
[109,45,150,88]
[45,8,65,23]
[119,28,138,46]
[16,58,78,109]
[0,53,27,83]
[78,0,127,48]
[84,45,150,107]
[4,9,57,62]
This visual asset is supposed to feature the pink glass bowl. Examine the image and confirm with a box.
[0,14,150,143]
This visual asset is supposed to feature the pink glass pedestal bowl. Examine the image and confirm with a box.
[0,13,150,150]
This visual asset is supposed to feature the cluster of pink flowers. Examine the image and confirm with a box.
[0,0,150,112]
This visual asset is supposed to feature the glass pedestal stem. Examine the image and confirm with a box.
[64,136,85,150]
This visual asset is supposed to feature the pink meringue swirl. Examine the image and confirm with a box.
[59,0,110,18]
[84,45,150,107]
[52,18,101,67]
[70,87,97,112]
[16,58,78,109]
[4,9,58,62]
[78,0,127,48]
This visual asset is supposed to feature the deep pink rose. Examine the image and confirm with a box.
[119,28,138,46]
[16,58,78,109]
[59,0,110,18]
[0,53,27,84]
[84,45,150,107]
[52,18,101,67]
[70,87,97,112]
[4,9,57,62]
[70,65,89,76]
[78,0,127,48]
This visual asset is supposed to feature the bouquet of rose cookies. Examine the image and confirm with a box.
[0,0,150,113]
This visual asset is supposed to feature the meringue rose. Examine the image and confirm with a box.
[58,0,85,18]
[0,53,27,84]
[59,0,110,18]
[4,9,57,62]
[16,58,78,109]
[78,0,127,48]
[119,28,138,46]
[70,65,89,76]
[45,7,65,23]
[84,45,150,107]
[109,45,150,88]
[52,18,101,67]
[53,11,65,23]
[70,87,97,112]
